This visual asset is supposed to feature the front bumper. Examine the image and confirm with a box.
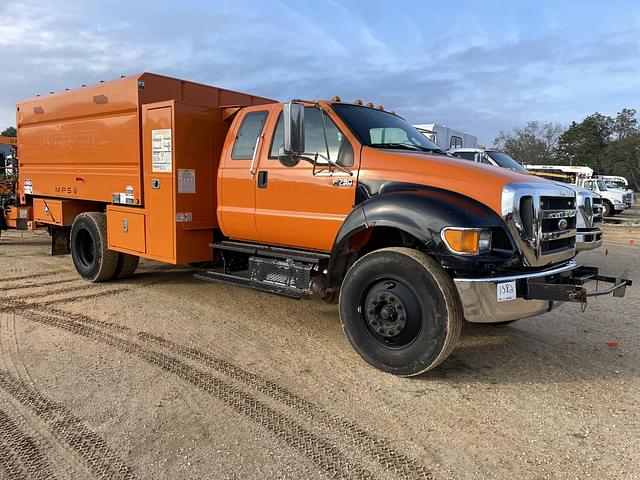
[614,203,626,212]
[576,227,603,251]
[454,261,631,323]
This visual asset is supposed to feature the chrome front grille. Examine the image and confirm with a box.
[592,197,603,225]
[502,183,577,267]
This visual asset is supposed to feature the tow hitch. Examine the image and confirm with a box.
[525,266,632,303]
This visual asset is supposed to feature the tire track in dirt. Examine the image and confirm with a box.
[0,408,56,480]
[0,271,67,283]
[37,288,131,306]
[0,277,79,292]
[0,369,136,480]
[3,284,101,300]
[0,314,80,480]
[1,299,375,480]
[10,298,433,479]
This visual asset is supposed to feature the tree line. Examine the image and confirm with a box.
[1,127,16,137]
[494,108,640,189]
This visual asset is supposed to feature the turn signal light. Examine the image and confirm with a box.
[443,229,479,254]
[441,228,492,255]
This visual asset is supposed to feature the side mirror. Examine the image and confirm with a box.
[278,145,300,167]
[283,101,305,152]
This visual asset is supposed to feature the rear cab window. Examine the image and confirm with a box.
[232,111,269,160]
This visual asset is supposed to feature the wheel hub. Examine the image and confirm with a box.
[365,289,407,338]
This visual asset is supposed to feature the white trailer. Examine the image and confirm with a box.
[414,124,478,150]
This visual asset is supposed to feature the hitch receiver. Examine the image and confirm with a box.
[525,266,632,303]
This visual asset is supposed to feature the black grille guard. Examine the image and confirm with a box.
[525,266,632,303]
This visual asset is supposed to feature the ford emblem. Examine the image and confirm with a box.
[558,218,568,230]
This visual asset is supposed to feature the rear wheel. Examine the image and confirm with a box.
[339,247,462,376]
[70,212,118,282]
[114,253,139,279]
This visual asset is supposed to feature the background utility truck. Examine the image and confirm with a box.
[525,165,631,216]
[7,73,631,376]
[450,148,604,252]
[414,123,478,149]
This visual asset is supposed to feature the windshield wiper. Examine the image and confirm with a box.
[370,142,423,151]
[370,143,447,155]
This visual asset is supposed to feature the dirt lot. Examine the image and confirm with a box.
[0,222,638,480]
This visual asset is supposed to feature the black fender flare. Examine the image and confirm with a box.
[327,184,514,285]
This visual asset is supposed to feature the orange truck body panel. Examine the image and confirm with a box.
[16,73,276,264]
[32,198,101,226]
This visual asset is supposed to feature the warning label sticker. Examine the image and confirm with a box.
[178,169,196,193]
[23,179,33,194]
[152,129,172,173]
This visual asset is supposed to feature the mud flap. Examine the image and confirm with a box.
[51,227,71,256]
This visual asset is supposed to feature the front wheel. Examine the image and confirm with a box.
[339,247,462,376]
[603,201,613,217]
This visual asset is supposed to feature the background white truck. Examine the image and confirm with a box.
[414,123,478,150]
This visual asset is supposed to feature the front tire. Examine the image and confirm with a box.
[70,212,119,282]
[603,201,613,217]
[339,247,462,376]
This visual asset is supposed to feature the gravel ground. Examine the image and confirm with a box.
[0,220,638,480]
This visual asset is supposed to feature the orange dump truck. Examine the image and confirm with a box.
[6,72,631,375]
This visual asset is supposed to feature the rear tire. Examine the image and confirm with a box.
[339,247,462,376]
[114,253,139,279]
[70,212,118,282]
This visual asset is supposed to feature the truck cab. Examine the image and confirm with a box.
[581,178,627,215]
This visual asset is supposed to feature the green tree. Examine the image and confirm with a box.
[557,113,613,170]
[493,121,564,165]
[612,108,638,140]
[1,126,16,137]
[557,109,639,189]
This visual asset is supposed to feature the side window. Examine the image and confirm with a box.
[453,151,475,161]
[450,136,463,148]
[231,111,268,160]
[270,107,353,167]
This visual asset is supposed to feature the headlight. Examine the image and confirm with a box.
[441,228,492,255]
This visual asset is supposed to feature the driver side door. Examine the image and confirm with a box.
[254,106,359,252]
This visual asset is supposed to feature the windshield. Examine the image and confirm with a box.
[331,104,445,154]
[597,180,608,191]
[605,180,624,189]
[487,151,528,173]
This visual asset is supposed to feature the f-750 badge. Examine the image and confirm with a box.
[332,178,353,187]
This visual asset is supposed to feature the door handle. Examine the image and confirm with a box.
[257,171,268,189]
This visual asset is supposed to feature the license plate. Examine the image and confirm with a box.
[497,281,517,302]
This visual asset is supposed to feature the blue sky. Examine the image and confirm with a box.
[1,0,638,144]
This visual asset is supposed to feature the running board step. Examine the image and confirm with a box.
[194,271,307,299]
[211,241,329,264]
